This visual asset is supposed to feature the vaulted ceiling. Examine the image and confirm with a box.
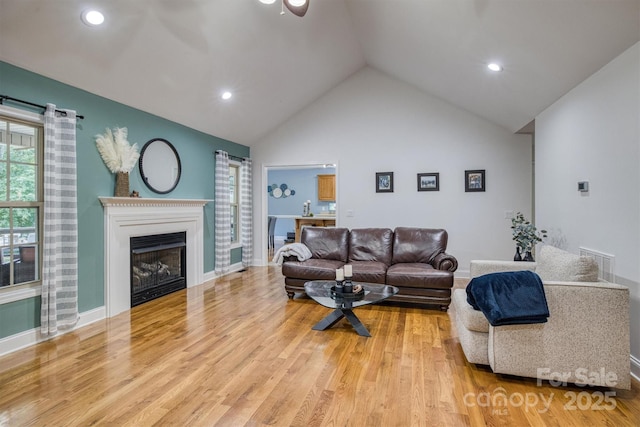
[1,0,638,145]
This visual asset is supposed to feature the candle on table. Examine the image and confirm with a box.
[344,264,353,278]
[336,268,344,281]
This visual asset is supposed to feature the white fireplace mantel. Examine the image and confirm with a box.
[100,197,212,317]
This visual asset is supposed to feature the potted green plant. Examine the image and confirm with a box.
[511,212,547,261]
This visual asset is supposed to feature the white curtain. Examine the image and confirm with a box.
[41,104,79,335]
[240,158,253,267]
[215,151,231,274]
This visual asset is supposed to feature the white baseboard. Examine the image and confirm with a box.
[0,327,40,357]
[254,257,267,267]
[203,270,217,283]
[0,306,106,358]
[80,306,107,327]
[202,262,246,283]
[455,269,470,279]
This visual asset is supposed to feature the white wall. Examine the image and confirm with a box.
[535,42,640,377]
[252,67,532,274]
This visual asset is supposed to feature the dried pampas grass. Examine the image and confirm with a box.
[95,127,140,173]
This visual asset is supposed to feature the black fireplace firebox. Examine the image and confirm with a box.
[130,232,186,307]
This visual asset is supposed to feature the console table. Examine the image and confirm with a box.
[294,216,335,242]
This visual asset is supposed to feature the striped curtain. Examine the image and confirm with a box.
[41,104,79,336]
[240,158,253,267]
[214,151,231,274]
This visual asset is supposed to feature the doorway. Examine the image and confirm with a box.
[263,163,338,264]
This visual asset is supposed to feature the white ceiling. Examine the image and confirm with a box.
[1,0,638,146]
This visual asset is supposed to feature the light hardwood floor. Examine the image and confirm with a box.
[1,266,638,426]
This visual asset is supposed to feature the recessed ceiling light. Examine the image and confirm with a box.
[82,10,105,26]
[259,0,277,4]
[488,63,503,72]
[288,0,308,6]
[221,91,233,100]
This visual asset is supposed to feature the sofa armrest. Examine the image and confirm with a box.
[488,280,631,389]
[432,252,458,272]
[470,260,536,278]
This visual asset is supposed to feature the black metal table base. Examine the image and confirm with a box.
[311,308,371,337]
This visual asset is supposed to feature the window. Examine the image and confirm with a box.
[229,162,240,245]
[0,114,43,291]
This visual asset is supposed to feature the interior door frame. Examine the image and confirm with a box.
[262,162,338,265]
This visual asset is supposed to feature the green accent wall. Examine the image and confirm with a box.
[0,297,41,336]
[231,247,243,265]
[0,61,249,339]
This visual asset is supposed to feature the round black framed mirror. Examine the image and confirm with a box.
[138,138,182,194]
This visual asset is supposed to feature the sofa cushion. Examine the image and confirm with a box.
[281,258,345,281]
[386,263,453,289]
[349,228,393,266]
[453,289,490,333]
[535,245,598,282]
[301,227,349,262]
[392,227,447,264]
[349,260,387,284]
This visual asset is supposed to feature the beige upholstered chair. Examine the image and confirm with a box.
[453,245,631,390]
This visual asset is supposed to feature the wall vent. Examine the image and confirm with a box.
[579,247,615,282]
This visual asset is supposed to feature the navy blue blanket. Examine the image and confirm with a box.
[466,271,549,326]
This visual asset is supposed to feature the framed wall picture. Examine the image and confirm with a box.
[417,173,439,191]
[465,170,485,192]
[376,172,394,193]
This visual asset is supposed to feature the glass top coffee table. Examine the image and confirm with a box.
[304,280,399,337]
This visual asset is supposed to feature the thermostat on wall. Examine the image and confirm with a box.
[578,181,589,192]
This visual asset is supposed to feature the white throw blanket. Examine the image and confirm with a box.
[272,243,312,265]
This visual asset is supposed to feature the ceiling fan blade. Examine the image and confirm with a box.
[283,0,309,17]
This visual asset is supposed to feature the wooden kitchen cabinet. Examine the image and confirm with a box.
[317,174,335,201]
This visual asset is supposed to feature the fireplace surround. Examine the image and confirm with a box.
[100,197,210,317]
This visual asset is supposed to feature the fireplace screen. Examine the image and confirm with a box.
[130,232,186,307]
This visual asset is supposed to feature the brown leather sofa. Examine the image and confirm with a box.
[281,226,458,310]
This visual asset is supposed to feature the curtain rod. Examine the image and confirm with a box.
[0,94,85,120]
[215,150,246,162]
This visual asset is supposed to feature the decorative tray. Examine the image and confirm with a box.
[331,285,365,300]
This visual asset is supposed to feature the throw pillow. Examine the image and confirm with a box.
[535,245,599,282]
